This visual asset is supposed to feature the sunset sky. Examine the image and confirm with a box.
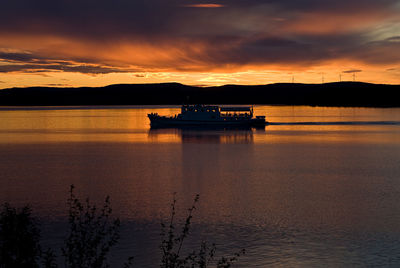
[1,0,399,88]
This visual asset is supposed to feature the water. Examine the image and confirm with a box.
[0,106,400,267]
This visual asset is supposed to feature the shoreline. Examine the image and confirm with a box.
[0,82,399,107]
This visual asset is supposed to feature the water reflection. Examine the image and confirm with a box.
[148,126,266,144]
[1,106,400,267]
[1,106,399,145]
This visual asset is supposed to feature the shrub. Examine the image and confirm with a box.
[0,203,41,268]
[160,193,245,268]
[0,188,243,268]
[61,185,121,268]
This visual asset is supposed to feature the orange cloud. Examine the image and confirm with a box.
[183,4,224,8]
[1,5,400,89]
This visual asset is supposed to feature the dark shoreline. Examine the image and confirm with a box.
[0,82,399,107]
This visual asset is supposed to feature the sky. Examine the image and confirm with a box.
[0,0,399,88]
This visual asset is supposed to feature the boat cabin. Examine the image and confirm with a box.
[181,105,219,114]
[179,105,254,120]
[220,107,253,118]
[181,105,253,115]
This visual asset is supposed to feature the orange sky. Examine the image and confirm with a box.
[1,0,399,88]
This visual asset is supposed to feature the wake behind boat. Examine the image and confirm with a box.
[148,105,267,128]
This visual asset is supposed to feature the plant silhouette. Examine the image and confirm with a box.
[61,185,122,268]
[0,203,41,268]
[0,187,244,268]
[160,193,245,268]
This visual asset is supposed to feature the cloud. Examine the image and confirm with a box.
[0,63,135,74]
[0,0,399,75]
[183,4,224,8]
[0,50,138,74]
[343,69,362,73]
[1,0,398,39]
[44,83,71,87]
[386,36,400,42]
[348,36,400,65]
[0,51,39,62]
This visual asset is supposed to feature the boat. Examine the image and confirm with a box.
[148,105,267,128]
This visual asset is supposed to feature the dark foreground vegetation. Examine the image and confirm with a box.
[0,82,399,107]
[0,186,244,268]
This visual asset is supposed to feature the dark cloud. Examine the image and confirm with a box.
[0,0,182,39]
[0,51,39,62]
[349,36,400,64]
[343,69,362,73]
[45,83,71,87]
[0,51,72,65]
[185,33,398,68]
[183,4,225,8]
[206,36,318,65]
[0,63,135,74]
[386,36,400,42]
[221,0,398,13]
[1,0,397,39]
[0,51,137,74]
[0,0,399,72]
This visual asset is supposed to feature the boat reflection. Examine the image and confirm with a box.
[148,126,265,144]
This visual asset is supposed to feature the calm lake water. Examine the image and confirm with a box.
[1,105,400,267]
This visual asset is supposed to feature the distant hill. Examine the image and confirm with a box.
[0,82,399,107]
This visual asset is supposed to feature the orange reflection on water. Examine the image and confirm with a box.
[0,106,178,144]
[148,128,255,144]
[0,105,399,145]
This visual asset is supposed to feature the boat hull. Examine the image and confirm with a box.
[148,114,266,128]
